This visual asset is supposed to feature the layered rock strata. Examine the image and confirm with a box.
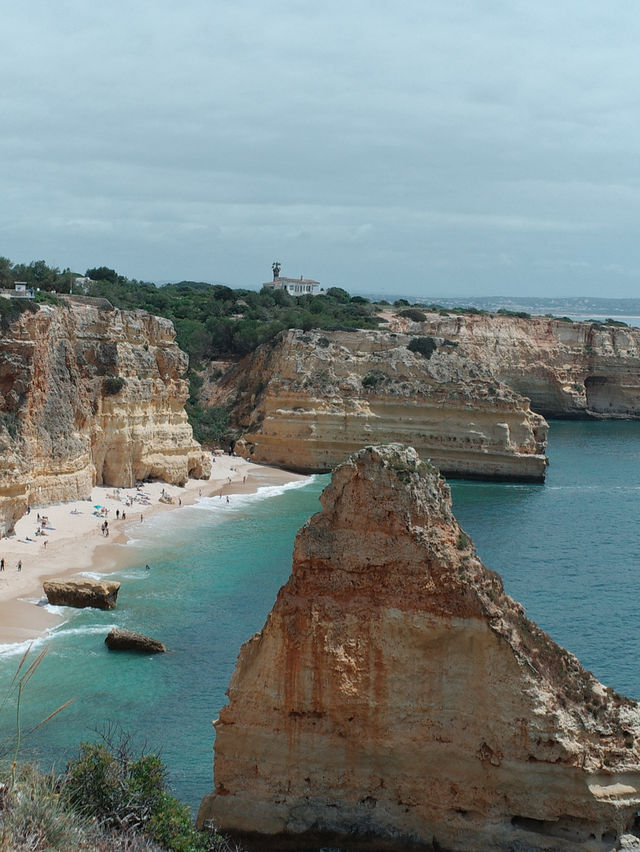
[385,312,640,419]
[0,303,210,534]
[217,329,548,482]
[199,445,640,852]
[43,578,120,610]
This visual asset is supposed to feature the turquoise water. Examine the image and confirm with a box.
[0,421,639,815]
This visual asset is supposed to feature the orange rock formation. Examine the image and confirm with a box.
[0,302,210,534]
[216,329,548,482]
[199,445,640,851]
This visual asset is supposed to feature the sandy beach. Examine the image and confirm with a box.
[0,454,303,645]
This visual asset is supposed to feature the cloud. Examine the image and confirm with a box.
[2,1,640,296]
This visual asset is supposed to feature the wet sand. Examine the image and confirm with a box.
[0,455,303,645]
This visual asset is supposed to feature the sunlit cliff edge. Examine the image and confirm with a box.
[214,328,549,482]
[199,444,640,852]
[0,302,210,534]
[385,312,640,419]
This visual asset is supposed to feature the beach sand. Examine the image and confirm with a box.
[0,455,303,645]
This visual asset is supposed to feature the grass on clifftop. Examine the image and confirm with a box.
[0,646,243,852]
[1,738,244,852]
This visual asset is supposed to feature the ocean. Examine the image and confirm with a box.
[0,421,638,815]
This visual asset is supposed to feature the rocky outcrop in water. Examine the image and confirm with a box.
[44,578,120,610]
[199,444,640,852]
[105,628,166,653]
[216,329,548,482]
[385,312,640,419]
[0,301,210,534]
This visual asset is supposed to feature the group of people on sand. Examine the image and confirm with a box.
[0,558,21,571]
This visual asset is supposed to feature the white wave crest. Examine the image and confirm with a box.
[194,475,316,511]
[48,623,117,639]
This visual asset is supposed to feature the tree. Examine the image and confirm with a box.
[0,257,13,288]
[86,266,120,284]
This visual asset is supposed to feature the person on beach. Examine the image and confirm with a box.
[17,560,21,571]
[116,509,120,519]
[226,495,230,503]
[140,514,144,523]
[0,558,4,571]
[43,540,47,549]
[122,511,126,520]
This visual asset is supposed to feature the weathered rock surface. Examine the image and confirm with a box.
[199,444,640,852]
[105,628,166,653]
[44,578,120,610]
[217,329,548,482]
[385,312,640,419]
[0,302,210,534]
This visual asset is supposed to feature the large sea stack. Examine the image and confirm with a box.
[199,445,640,851]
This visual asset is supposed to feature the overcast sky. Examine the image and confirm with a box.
[3,1,640,298]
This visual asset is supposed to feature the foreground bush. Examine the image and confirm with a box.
[0,763,163,850]
[0,744,243,851]
[64,734,241,851]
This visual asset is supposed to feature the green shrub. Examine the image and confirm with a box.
[497,308,531,319]
[407,337,437,359]
[34,290,62,305]
[0,411,20,439]
[188,404,231,446]
[398,308,427,322]
[604,317,629,327]
[64,733,232,850]
[456,531,471,550]
[362,373,385,389]
[104,376,126,395]
[148,793,209,852]
[0,297,38,329]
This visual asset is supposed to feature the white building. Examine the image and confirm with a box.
[263,276,324,296]
[0,282,35,299]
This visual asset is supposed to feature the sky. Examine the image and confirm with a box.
[3,1,640,299]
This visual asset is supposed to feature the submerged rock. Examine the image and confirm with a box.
[104,628,166,653]
[198,444,640,852]
[43,578,120,610]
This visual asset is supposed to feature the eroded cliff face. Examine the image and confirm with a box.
[199,445,640,852]
[0,302,210,534]
[384,312,640,419]
[217,329,548,482]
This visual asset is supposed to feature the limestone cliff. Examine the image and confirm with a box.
[216,329,548,482]
[200,445,640,852]
[0,301,210,534]
[385,312,640,419]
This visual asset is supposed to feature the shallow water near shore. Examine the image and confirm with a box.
[0,421,639,815]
